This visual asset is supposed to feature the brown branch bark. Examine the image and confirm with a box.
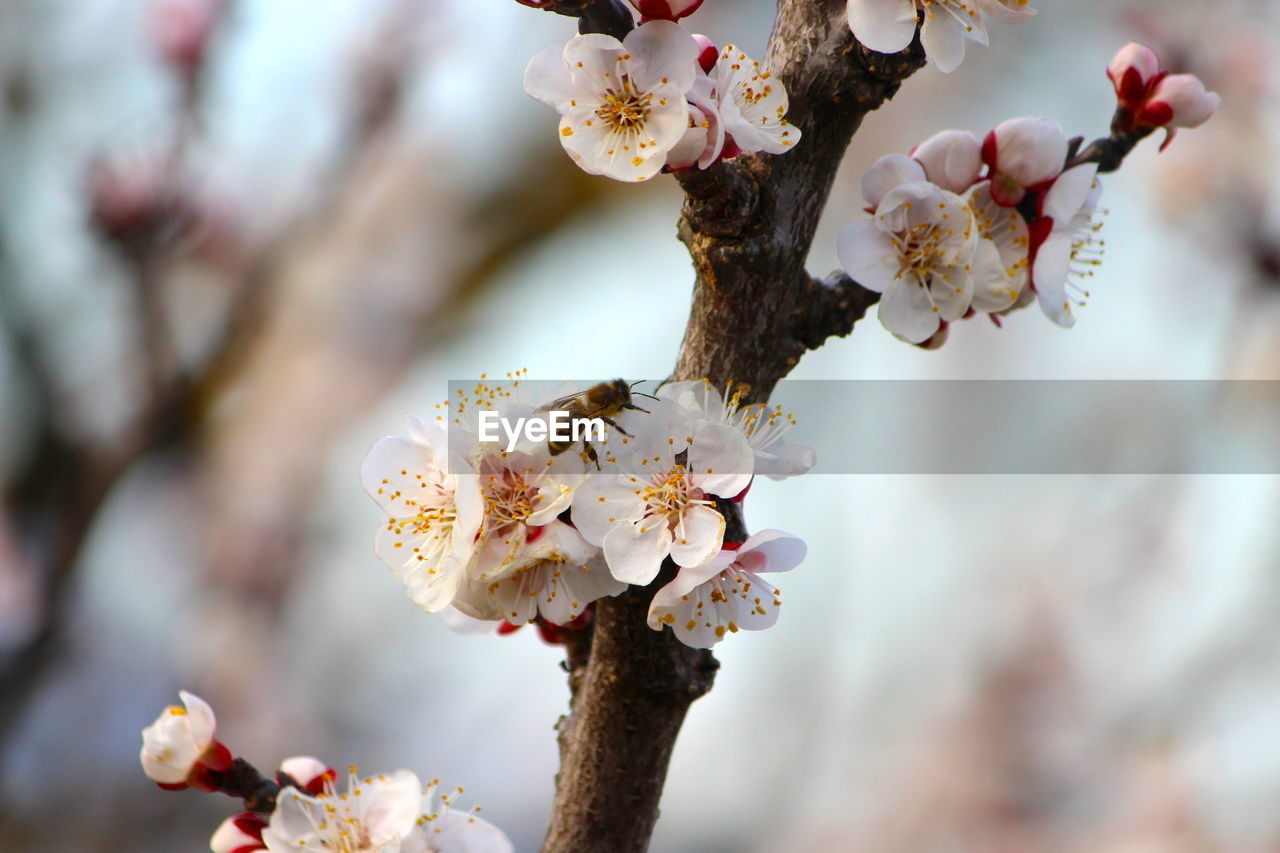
[540,2,922,851]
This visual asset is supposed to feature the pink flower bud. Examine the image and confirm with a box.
[210,812,267,853]
[630,0,704,22]
[279,756,338,795]
[1107,42,1161,105]
[692,34,718,75]
[911,129,982,194]
[1139,73,1221,129]
[981,117,1067,206]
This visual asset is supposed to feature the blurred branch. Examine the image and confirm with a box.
[541,6,923,848]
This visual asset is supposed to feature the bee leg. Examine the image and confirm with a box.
[601,417,632,436]
[585,443,601,470]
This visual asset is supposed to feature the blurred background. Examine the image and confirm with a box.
[2,0,1279,850]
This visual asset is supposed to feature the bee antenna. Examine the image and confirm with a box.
[633,392,659,401]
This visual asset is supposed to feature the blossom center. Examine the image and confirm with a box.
[597,87,651,130]
[642,465,703,521]
[891,220,949,281]
[482,467,539,528]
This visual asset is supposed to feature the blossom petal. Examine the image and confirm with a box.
[921,14,969,73]
[624,19,699,92]
[847,0,919,54]
[836,222,901,294]
[1032,233,1076,328]
[603,518,673,585]
[878,277,943,343]
[737,529,807,574]
[1040,163,1099,224]
[689,423,753,497]
[668,503,725,568]
[523,45,575,109]
[860,154,926,208]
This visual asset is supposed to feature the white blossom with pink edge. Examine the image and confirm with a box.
[1031,164,1104,328]
[837,175,978,344]
[573,399,753,585]
[713,44,800,155]
[279,756,337,794]
[981,116,1068,206]
[1142,74,1221,130]
[360,417,484,614]
[140,690,228,786]
[210,813,267,853]
[912,129,982,194]
[1107,42,1161,99]
[524,21,700,182]
[647,529,807,648]
[657,380,814,479]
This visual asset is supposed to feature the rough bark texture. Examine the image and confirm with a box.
[540,2,923,851]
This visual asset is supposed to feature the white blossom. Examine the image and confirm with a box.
[140,690,227,786]
[573,399,752,585]
[657,380,814,479]
[837,177,978,343]
[361,417,483,614]
[965,180,1030,314]
[847,0,1017,73]
[1030,164,1104,327]
[713,44,800,155]
[263,770,422,853]
[648,530,806,648]
[524,21,700,182]
[455,524,625,626]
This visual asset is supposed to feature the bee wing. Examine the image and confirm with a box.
[535,390,588,413]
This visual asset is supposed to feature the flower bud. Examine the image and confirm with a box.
[692,34,718,75]
[140,691,232,788]
[279,756,338,795]
[981,117,1067,206]
[911,130,982,194]
[1139,73,1221,129]
[1107,42,1161,105]
[629,0,704,22]
[210,812,267,853]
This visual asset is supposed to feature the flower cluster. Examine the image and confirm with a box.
[847,0,1036,73]
[835,44,1218,346]
[140,693,512,853]
[362,376,812,648]
[524,11,800,182]
[837,116,1093,343]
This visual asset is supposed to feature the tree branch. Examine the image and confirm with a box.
[541,7,921,849]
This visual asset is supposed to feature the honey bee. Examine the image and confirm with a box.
[537,379,652,467]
